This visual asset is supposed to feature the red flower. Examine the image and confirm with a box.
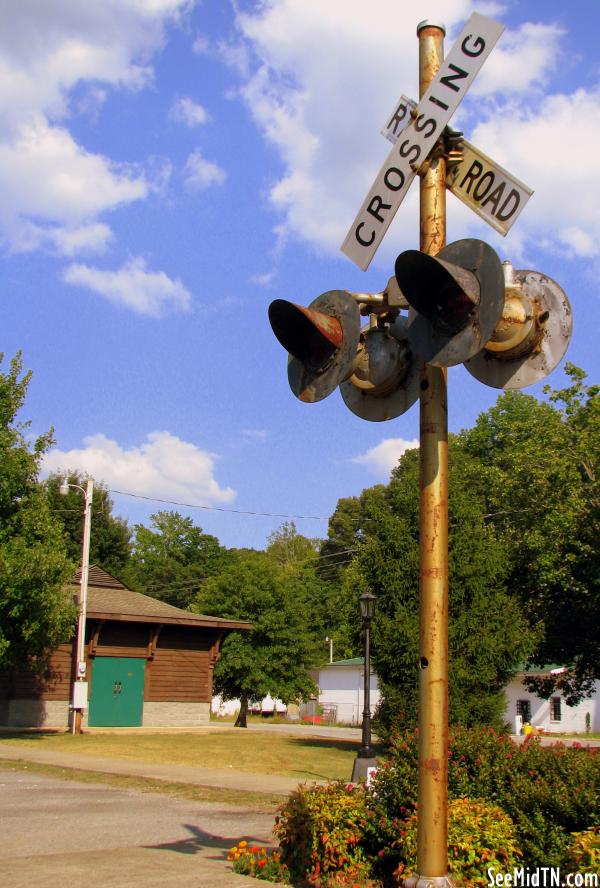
[258,859,267,868]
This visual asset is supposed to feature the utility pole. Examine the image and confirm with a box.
[60,476,93,735]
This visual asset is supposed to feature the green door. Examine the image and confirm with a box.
[88,657,145,727]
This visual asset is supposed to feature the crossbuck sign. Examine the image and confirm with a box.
[381,96,533,237]
[341,13,505,270]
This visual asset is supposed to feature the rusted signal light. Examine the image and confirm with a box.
[464,260,573,389]
[268,284,420,418]
[394,238,505,367]
[268,290,361,403]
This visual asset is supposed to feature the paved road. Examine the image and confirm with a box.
[0,765,272,887]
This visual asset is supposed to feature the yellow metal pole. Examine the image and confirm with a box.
[406,20,452,887]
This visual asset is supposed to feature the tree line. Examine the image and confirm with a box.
[0,350,597,729]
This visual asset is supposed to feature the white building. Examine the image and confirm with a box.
[311,657,381,725]
[211,694,287,718]
[505,666,600,734]
[313,660,600,733]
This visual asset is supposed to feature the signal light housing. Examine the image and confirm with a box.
[268,290,361,403]
[340,316,419,421]
[395,238,505,367]
[464,261,573,389]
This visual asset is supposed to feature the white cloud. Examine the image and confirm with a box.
[353,437,419,479]
[42,431,236,506]
[0,115,148,233]
[0,0,191,255]
[251,271,274,286]
[183,148,227,189]
[242,428,268,441]
[470,22,564,96]
[192,32,210,54]
[470,88,600,259]
[63,256,191,316]
[170,96,209,126]
[230,2,599,269]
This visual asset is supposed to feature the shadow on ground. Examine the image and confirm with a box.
[147,823,272,860]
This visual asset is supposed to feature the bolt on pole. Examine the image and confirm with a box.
[406,20,453,888]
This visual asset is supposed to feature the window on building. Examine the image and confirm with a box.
[550,697,562,722]
[516,699,531,722]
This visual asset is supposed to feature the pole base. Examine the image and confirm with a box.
[404,875,456,888]
[351,755,377,783]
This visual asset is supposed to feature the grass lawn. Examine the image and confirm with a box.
[0,729,364,783]
[0,758,284,810]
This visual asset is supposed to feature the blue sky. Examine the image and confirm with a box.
[4,0,599,550]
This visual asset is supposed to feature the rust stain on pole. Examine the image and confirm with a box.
[415,19,450,884]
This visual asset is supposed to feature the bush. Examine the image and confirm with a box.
[394,798,521,888]
[566,825,600,873]
[274,782,374,886]
[371,726,600,867]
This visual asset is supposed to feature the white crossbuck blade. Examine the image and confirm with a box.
[341,13,505,270]
[381,94,533,237]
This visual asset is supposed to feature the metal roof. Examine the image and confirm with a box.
[71,565,252,631]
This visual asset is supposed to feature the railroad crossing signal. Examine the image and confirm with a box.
[268,14,574,884]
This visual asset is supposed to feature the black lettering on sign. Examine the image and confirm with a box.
[387,101,410,137]
[398,138,421,165]
[473,171,495,201]
[496,189,521,222]
[356,223,376,247]
[383,167,406,191]
[428,95,449,111]
[367,195,391,223]
[414,114,437,138]
[461,33,485,57]
[481,182,505,215]
[440,64,468,93]
[459,160,483,194]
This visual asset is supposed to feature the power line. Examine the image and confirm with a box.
[109,488,330,522]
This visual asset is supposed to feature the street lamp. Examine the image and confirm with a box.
[351,590,377,782]
[325,636,333,664]
[59,477,93,735]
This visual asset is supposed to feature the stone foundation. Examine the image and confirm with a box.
[142,701,210,727]
[1,699,71,728]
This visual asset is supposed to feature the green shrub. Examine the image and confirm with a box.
[370,727,600,867]
[274,782,374,886]
[566,825,600,872]
[394,798,522,888]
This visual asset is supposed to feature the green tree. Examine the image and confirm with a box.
[265,522,344,662]
[125,510,231,609]
[192,549,317,726]
[457,365,599,703]
[266,521,320,567]
[45,472,131,578]
[0,353,74,669]
[335,445,536,734]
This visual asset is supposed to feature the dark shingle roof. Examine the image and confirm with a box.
[71,565,251,631]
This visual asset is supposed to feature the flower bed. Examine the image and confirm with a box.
[227,728,600,886]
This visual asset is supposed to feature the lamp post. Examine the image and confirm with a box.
[59,476,93,735]
[351,590,377,782]
[325,636,333,664]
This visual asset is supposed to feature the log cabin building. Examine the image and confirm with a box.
[0,566,251,729]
